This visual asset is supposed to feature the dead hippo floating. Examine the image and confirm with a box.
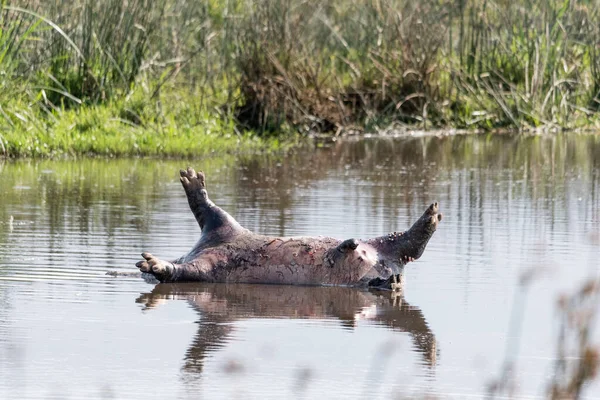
[136,167,442,287]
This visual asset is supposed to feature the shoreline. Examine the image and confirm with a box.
[2,125,600,160]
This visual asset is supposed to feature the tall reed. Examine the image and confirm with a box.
[1,0,600,147]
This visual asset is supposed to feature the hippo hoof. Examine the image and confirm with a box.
[427,202,443,223]
[180,167,206,192]
[136,252,173,281]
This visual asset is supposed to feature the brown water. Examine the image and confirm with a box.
[0,134,599,399]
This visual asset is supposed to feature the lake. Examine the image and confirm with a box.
[0,133,599,399]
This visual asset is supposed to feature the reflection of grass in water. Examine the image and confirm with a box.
[1,133,598,236]
[0,157,241,245]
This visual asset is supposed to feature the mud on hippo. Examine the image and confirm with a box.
[136,167,442,288]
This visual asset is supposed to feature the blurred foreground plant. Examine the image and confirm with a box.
[548,280,600,399]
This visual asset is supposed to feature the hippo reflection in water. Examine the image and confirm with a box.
[136,283,438,370]
[136,167,442,288]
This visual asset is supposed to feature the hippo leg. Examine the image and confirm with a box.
[179,167,213,230]
[367,202,442,279]
[178,167,247,246]
[136,167,247,283]
[136,252,212,283]
[178,167,246,237]
[136,252,175,282]
[396,202,443,262]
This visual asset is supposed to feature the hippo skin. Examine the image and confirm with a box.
[136,167,442,287]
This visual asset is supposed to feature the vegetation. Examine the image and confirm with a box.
[1,0,600,157]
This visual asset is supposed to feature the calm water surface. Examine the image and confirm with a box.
[0,134,599,399]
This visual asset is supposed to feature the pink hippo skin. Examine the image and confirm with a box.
[136,167,442,287]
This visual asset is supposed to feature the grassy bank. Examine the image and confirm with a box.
[1,0,600,157]
[0,91,289,157]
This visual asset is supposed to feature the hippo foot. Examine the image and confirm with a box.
[180,167,206,194]
[136,252,174,282]
[398,202,442,262]
[421,202,443,230]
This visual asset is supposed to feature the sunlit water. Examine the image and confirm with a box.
[0,134,599,399]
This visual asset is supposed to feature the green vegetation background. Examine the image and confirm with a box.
[1,0,599,157]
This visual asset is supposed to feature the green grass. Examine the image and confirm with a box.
[1,0,600,158]
[0,90,295,158]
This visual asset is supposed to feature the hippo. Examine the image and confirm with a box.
[136,167,442,287]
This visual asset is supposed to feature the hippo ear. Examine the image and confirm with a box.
[337,238,359,253]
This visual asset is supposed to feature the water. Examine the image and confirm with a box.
[0,134,599,399]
